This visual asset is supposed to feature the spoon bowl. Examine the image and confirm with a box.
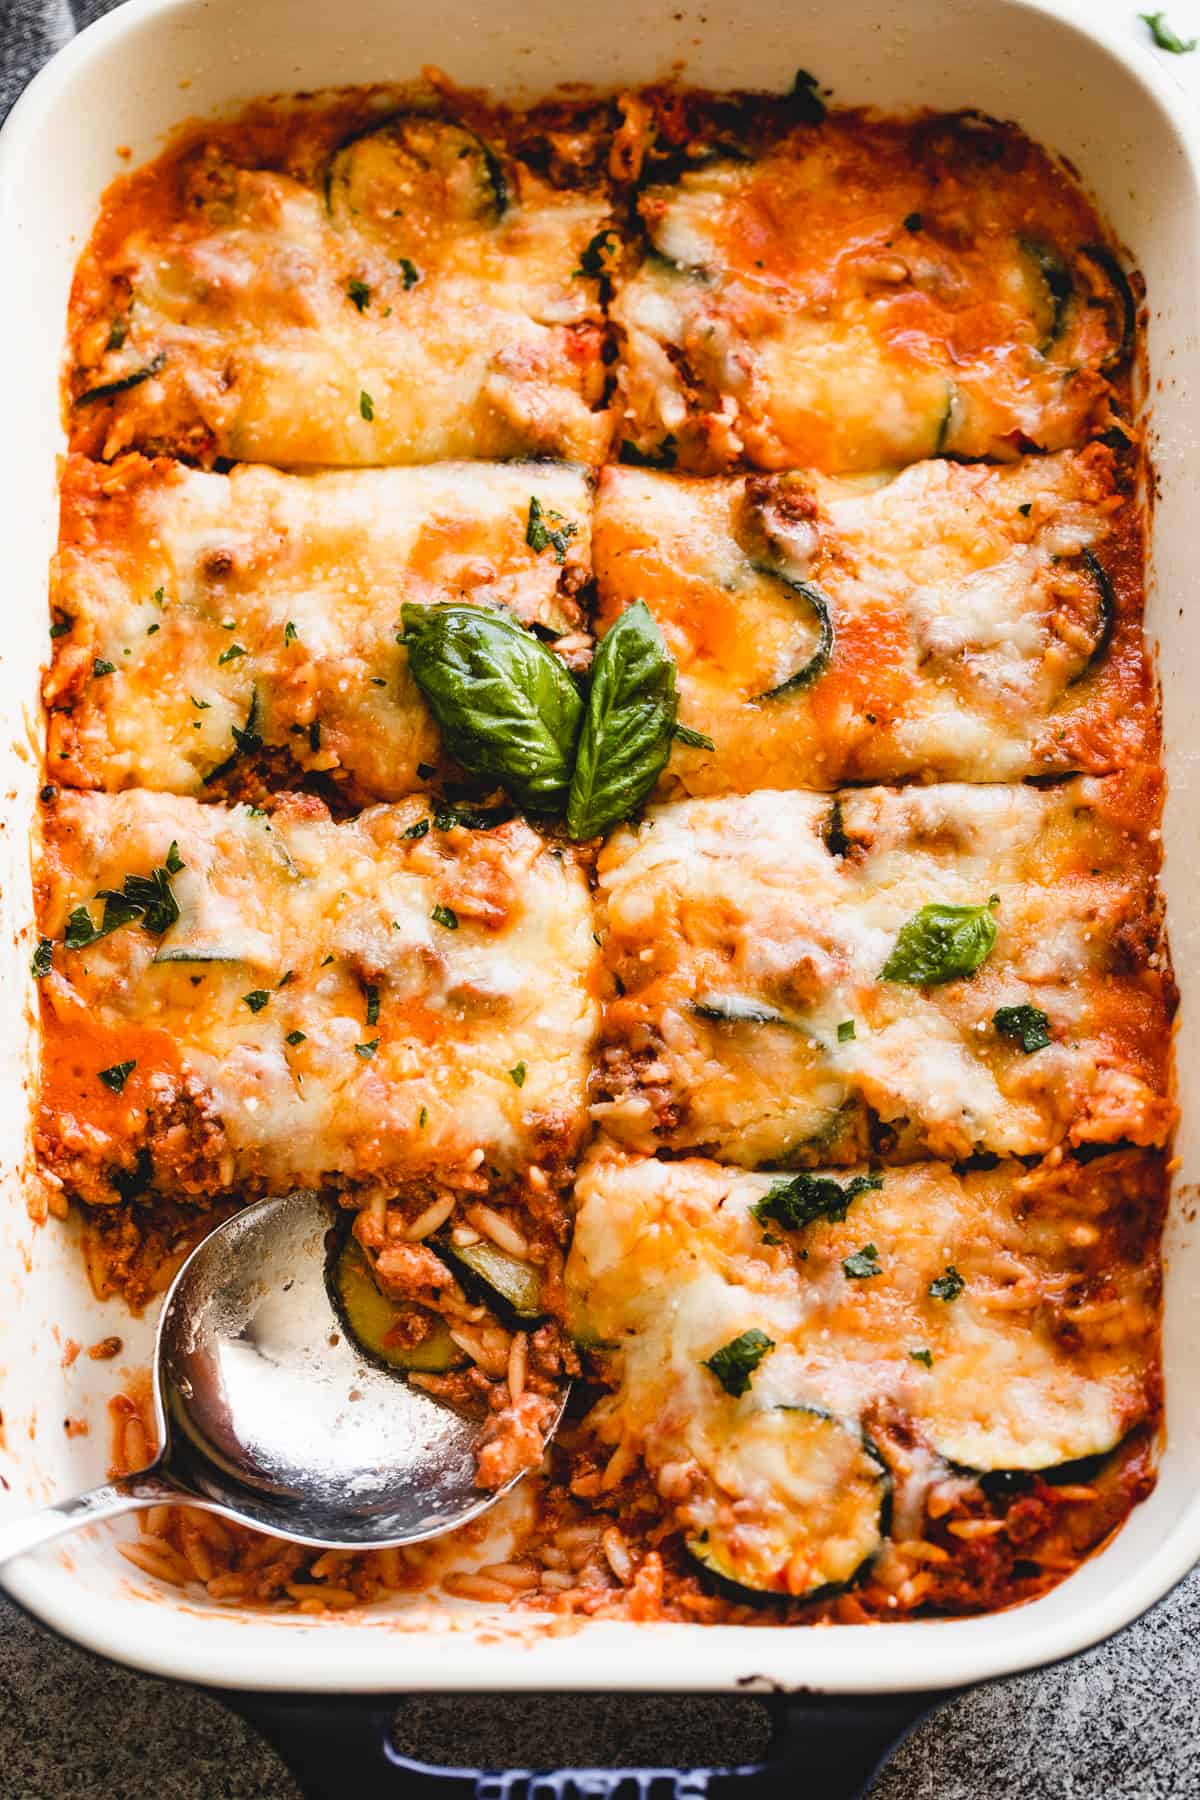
[0,1191,566,1567]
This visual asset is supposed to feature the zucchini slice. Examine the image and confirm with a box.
[748,569,834,702]
[326,114,507,251]
[1020,238,1073,351]
[687,1407,887,1599]
[691,994,812,1033]
[328,1233,462,1373]
[1071,548,1115,684]
[1078,243,1136,373]
[437,1234,543,1323]
[75,351,166,408]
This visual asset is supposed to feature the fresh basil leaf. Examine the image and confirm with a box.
[880,899,999,987]
[929,1265,965,1303]
[753,1172,881,1236]
[431,904,459,931]
[526,496,577,565]
[1141,11,1197,52]
[402,603,583,814]
[242,990,271,1013]
[842,1243,882,1280]
[703,1327,774,1398]
[993,1004,1051,1054]
[509,1061,527,1087]
[286,1029,307,1046]
[65,849,185,952]
[30,938,53,979]
[837,1019,856,1043]
[566,601,677,840]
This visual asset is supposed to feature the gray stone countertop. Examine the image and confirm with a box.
[1,0,1198,1791]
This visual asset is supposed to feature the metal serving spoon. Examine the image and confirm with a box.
[0,1190,563,1568]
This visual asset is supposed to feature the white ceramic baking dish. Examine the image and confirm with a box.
[0,0,1197,1723]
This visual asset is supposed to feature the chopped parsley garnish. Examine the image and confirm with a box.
[1141,11,1197,52]
[753,1171,881,1237]
[509,1061,527,1087]
[418,1106,428,1128]
[286,1029,307,1046]
[321,953,334,967]
[431,904,459,930]
[347,277,372,311]
[152,587,165,606]
[217,643,246,666]
[880,897,999,987]
[49,619,71,639]
[993,1003,1051,1054]
[191,696,211,710]
[364,984,380,1027]
[525,495,578,565]
[671,721,715,751]
[837,1019,856,1043]
[1018,502,1033,517]
[397,258,421,289]
[63,849,185,950]
[703,1328,775,1398]
[277,970,294,987]
[98,1060,135,1095]
[403,818,430,840]
[92,659,116,678]
[929,1265,965,1303]
[147,623,160,635]
[354,1038,379,1059]
[284,621,298,645]
[843,1243,883,1280]
[910,1347,933,1368]
[242,990,271,1013]
[30,938,53,979]
[903,211,923,232]
[359,389,375,422]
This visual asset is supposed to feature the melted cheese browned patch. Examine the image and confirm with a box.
[68,118,612,467]
[46,456,592,803]
[613,115,1126,474]
[594,779,1173,1166]
[567,1148,1160,1546]
[35,791,600,1207]
[592,449,1153,793]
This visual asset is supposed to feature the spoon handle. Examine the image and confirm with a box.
[0,1468,177,1568]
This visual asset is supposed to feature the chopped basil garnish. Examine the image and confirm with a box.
[843,1243,882,1280]
[98,1060,135,1094]
[355,1038,379,1059]
[672,721,715,751]
[398,258,420,289]
[347,278,372,311]
[364,984,380,1027]
[993,1004,1051,1054]
[359,389,375,421]
[64,849,185,949]
[1018,502,1033,518]
[217,643,246,666]
[837,1019,856,1043]
[49,619,71,639]
[526,496,577,565]
[402,602,583,815]
[753,1172,881,1236]
[31,938,53,978]
[92,659,116,678]
[903,211,922,231]
[929,1265,965,1303]
[203,691,262,786]
[566,601,676,840]
[703,1328,775,1398]
[1141,11,1196,52]
[509,1061,526,1087]
[285,1029,307,1046]
[910,1347,933,1368]
[403,818,430,840]
[431,904,459,930]
[880,898,999,987]
[284,621,298,645]
[242,990,271,1013]
[191,696,211,710]
[418,1106,427,1128]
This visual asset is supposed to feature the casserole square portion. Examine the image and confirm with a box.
[591,448,1149,794]
[45,455,592,806]
[593,777,1174,1167]
[612,108,1131,473]
[566,1145,1161,1604]
[67,107,612,467]
[34,790,600,1231]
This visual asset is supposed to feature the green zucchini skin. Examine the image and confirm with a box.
[325,113,508,230]
[1020,238,1074,350]
[75,352,166,407]
[1078,243,1136,372]
[327,1232,462,1374]
[749,569,834,702]
[1072,549,1116,683]
[691,994,807,1030]
[436,1233,544,1324]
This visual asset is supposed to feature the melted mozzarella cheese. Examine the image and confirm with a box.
[591,450,1150,795]
[47,456,592,803]
[594,782,1172,1165]
[36,792,600,1201]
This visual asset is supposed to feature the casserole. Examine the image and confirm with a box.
[1,0,1198,1729]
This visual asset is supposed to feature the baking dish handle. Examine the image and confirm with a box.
[220,1688,945,1798]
